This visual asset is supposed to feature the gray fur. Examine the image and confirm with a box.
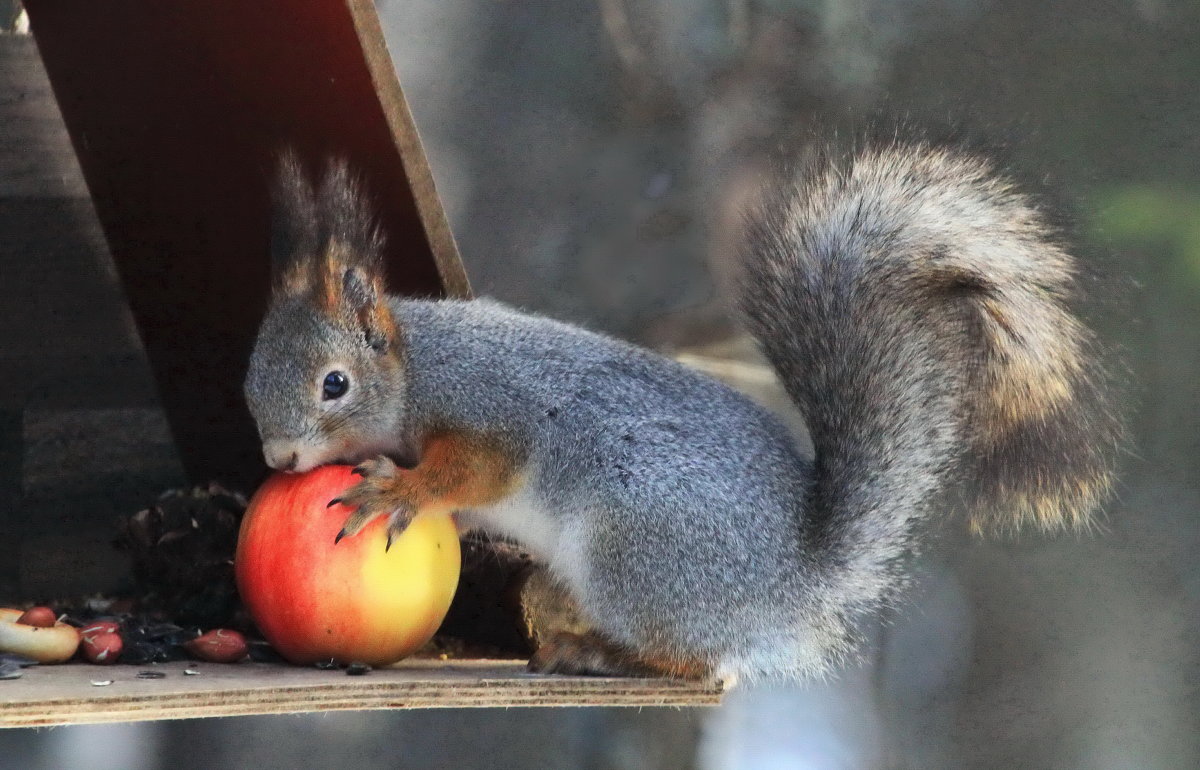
[243,296,410,472]
[244,140,1120,681]
[396,299,823,677]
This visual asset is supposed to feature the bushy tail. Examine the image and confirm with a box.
[740,140,1123,616]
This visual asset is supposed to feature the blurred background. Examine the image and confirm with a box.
[1,0,1197,767]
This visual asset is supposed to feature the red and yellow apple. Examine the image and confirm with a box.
[235,465,460,666]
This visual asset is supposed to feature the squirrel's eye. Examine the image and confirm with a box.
[322,371,349,400]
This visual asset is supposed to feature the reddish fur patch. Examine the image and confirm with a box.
[351,432,520,519]
[408,432,521,509]
[529,631,711,680]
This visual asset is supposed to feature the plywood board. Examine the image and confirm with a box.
[0,661,722,727]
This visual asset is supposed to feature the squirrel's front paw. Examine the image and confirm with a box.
[329,455,414,549]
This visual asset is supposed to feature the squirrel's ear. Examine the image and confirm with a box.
[315,160,392,348]
[270,151,320,296]
[342,266,395,352]
[316,159,384,269]
[269,153,392,344]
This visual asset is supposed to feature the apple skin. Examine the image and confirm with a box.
[235,465,461,666]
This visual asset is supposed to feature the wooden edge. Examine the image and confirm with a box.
[347,0,473,300]
[673,353,779,385]
[0,660,723,727]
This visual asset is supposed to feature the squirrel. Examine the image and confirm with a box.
[243,137,1123,683]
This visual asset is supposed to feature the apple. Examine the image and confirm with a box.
[235,465,460,666]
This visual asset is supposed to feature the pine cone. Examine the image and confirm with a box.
[114,482,248,629]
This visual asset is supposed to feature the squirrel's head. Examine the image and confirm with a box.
[244,154,406,473]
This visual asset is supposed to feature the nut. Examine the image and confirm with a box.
[183,629,248,663]
[16,607,57,628]
[81,631,123,664]
[0,608,80,664]
[80,621,120,640]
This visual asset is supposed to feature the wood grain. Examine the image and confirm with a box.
[0,661,722,726]
[346,0,471,300]
[0,36,86,198]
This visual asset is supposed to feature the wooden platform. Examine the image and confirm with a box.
[0,660,722,727]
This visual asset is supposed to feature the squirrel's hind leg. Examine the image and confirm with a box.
[528,630,710,680]
[517,564,711,680]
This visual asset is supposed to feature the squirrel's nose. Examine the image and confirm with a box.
[263,441,300,472]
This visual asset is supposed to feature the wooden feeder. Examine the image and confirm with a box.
[1,0,720,726]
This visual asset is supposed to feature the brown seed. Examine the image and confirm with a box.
[80,621,120,642]
[15,607,56,628]
[183,629,248,664]
[81,632,123,665]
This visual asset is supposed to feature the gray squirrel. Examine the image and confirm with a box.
[243,137,1122,682]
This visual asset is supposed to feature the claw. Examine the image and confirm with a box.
[328,498,342,508]
[335,529,347,544]
[384,511,411,552]
[354,455,398,480]
[385,529,395,552]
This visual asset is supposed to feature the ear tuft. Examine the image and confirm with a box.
[270,150,319,294]
[267,153,391,327]
[317,159,385,270]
